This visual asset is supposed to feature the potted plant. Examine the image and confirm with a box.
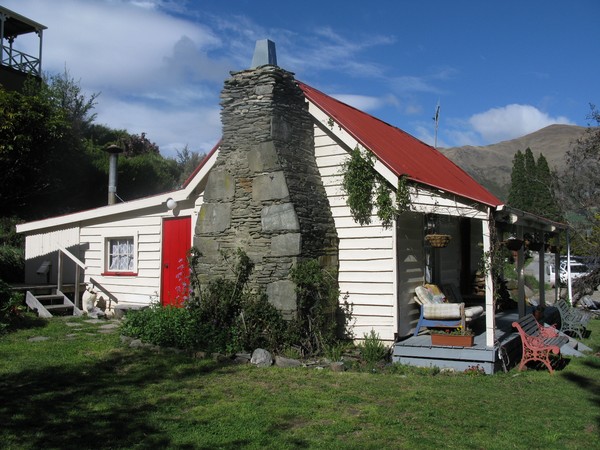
[430,326,474,347]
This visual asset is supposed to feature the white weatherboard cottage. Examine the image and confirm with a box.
[17,46,566,373]
[17,76,501,341]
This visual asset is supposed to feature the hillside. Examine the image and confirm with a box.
[439,124,587,201]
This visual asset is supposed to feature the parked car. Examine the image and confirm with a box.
[546,258,590,287]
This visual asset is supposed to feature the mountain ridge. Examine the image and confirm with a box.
[438,124,587,201]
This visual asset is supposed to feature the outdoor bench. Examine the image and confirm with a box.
[556,299,590,340]
[512,314,569,374]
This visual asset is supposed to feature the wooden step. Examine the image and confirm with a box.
[44,303,73,311]
[26,290,83,318]
[36,294,66,305]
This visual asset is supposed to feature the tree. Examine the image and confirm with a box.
[522,147,537,210]
[533,153,561,221]
[0,80,72,218]
[507,150,526,209]
[556,104,600,255]
[175,146,206,186]
[0,73,187,220]
[507,147,561,221]
[45,69,98,138]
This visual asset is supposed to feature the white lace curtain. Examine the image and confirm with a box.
[109,239,134,271]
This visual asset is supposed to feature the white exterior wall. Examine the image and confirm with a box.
[80,200,198,307]
[310,114,490,342]
[313,125,397,341]
[22,198,199,308]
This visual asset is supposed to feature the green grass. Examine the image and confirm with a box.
[1,315,599,449]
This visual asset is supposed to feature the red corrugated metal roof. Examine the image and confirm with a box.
[297,81,501,207]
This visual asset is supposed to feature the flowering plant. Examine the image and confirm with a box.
[430,325,473,336]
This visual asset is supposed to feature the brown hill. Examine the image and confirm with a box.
[439,124,587,201]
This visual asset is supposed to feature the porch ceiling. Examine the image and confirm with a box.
[494,205,566,234]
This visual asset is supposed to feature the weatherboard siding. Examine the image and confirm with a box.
[79,204,197,306]
[314,123,397,341]
[19,201,198,307]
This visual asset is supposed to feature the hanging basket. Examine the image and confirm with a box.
[425,234,452,248]
[502,238,523,251]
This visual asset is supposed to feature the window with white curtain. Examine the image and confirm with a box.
[107,237,135,272]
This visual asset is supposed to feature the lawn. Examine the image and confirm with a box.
[1,316,598,449]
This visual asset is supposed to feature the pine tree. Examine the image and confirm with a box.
[508,150,526,209]
[533,153,561,221]
[522,147,537,211]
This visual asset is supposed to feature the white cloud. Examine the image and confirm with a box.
[331,94,384,112]
[4,0,228,156]
[3,0,405,157]
[468,104,573,143]
[94,95,221,157]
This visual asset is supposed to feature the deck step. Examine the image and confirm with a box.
[44,304,73,311]
[25,290,83,318]
[36,294,66,304]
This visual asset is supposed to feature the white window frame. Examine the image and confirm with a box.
[103,233,138,275]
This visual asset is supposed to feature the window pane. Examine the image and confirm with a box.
[108,238,134,272]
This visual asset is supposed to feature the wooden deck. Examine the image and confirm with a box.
[392,310,524,374]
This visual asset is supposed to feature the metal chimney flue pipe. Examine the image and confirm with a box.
[105,144,123,205]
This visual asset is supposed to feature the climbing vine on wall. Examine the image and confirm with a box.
[341,147,376,226]
[341,146,412,229]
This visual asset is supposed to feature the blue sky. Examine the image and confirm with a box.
[5,0,598,157]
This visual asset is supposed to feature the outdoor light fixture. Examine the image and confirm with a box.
[166,198,178,210]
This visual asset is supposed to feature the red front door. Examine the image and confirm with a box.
[161,216,191,306]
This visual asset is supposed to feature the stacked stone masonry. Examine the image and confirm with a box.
[194,66,339,316]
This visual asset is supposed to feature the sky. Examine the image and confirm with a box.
[4,0,598,158]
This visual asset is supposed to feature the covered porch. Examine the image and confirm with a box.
[393,310,520,374]
[393,206,573,374]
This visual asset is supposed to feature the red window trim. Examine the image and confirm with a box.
[101,271,138,277]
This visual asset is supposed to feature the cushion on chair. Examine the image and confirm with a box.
[464,305,484,320]
[415,286,434,305]
[424,284,443,296]
[422,303,462,320]
[431,294,446,304]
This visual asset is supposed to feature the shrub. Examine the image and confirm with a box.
[0,279,25,334]
[185,248,257,353]
[289,259,349,355]
[120,303,196,349]
[122,249,353,357]
[359,329,388,365]
[0,246,24,283]
[234,292,287,353]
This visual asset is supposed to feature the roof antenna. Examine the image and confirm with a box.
[433,100,441,148]
[251,39,277,68]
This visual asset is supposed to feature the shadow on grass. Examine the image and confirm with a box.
[5,313,47,332]
[561,357,600,430]
[0,348,236,449]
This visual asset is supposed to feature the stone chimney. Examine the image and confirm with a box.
[193,59,338,317]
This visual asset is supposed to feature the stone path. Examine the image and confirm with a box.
[27,318,121,342]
